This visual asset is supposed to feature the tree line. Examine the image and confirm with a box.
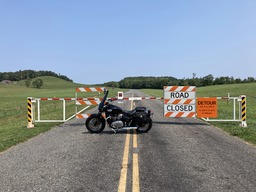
[1,70,255,89]
[0,70,73,82]
[104,74,256,89]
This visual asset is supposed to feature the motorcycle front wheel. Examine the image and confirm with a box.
[136,118,152,133]
[85,116,105,133]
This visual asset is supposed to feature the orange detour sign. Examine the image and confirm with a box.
[197,98,218,118]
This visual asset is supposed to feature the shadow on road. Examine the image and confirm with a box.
[82,130,144,135]
[153,121,210,126]
[60,123,85,127]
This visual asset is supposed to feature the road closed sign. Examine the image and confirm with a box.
[164,86,196,118]
[197,97,217,118]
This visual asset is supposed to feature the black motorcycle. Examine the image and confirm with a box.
[85,90,152,133]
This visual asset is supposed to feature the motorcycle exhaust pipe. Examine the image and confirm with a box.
[121,127,138,130]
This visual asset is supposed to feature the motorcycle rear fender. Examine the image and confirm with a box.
[135,107,146,112]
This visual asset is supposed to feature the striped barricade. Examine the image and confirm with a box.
[76,87,105,92]
[164,86,196,118]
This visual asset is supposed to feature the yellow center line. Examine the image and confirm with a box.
[118,130,130,192]
[133,130,138,148]
[118,92,140,192]
[133,153,140,192]
[132,92,140,192]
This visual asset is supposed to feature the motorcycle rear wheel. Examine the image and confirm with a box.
[85,116,105,133]
[137,118,152,133]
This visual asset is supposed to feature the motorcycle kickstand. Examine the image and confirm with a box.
[111,128,117,134]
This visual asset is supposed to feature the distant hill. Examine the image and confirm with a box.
[18,76,85,89]
[0,70,73,82]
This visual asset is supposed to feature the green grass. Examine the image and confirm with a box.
[0,76,127,152]
[142,83,256,145]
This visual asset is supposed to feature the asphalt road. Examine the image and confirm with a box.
[1,89,256,192]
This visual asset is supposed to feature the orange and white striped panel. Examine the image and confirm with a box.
[76,87,105,92]
[164,99,195,105]
[164,111,196,118]
[76,114,91,119]
[76,100,101,105]
[164,86,196,92]
[76,114,106,119]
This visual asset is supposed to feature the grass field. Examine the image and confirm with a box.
[0,76,125,152]
[142,83,256,145]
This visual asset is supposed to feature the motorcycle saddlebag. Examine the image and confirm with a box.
[134,111,149,123]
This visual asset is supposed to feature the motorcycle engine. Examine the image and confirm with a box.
[111,120,124,129]
[110,114,124,129]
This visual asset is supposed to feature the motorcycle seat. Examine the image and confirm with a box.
[123,109,136,116]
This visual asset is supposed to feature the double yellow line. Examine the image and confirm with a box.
[118,99,140,192]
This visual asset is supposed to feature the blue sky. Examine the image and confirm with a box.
[1,0,256,84]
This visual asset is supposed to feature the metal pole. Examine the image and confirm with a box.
[63,100,66,121]
[38,100,40,121]
[233,98,236,120]
[27,97,34,128]
[75,92,78,114]
[240,95,247,127]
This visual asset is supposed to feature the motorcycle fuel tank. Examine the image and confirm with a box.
[106,104,123,114]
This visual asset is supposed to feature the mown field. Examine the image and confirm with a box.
[0,76,125,152]
[142,83,256,145]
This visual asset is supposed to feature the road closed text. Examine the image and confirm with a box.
[165,104,195,112]
[164,92,196,99]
